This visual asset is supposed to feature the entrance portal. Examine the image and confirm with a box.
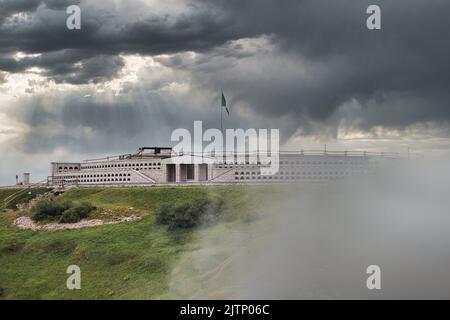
[179,164,194,181]
[166,164,175,182]
[199,164,208,181]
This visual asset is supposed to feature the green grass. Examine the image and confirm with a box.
[1,187,51,211]
[0,185,279,299]
[0,189,22,211]
[9,187,51,210]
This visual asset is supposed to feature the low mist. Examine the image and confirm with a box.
[170,158,450,299]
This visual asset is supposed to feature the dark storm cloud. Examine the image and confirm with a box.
[0,0,248,53]
[0,50,124,84]
[0,0,252,84]
[0,0,41,24]
[184,0,450,133]
[46,54,125,84]
[0,0,79,24]
[42,0,80,10]
[1,0,450,141]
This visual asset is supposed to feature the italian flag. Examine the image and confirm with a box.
[221,91,230,115]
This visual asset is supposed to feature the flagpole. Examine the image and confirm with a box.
[220,98,223,157]
[220,90,224,134]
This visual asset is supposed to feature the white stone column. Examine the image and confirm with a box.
[175,164,181,183]
[208,164,213,182]
[194,164,200,182]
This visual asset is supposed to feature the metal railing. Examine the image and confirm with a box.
[67,148,423,167]
[171,150,416,159]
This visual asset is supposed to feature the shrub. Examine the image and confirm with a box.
[32,200,95,223]
[156,196,226,230]
[59,208,82,223]
[169,200,205,229]
[59,203,95,224]
[31,199,71,221]
[200,195,225,225]
[155,203,173,225]
[75,202,96,219]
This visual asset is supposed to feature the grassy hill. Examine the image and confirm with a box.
[1,187,50,211]
[0,186,278,299]
[0,189,21,211]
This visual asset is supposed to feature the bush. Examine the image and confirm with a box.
[59,208,82,223]
[59,203,95,223]
[155,203,173,225]
[156,196,226,230]
[200,195,225,225]
[75,202,95,219]
[31,199,71,221]
[32,200,95,223]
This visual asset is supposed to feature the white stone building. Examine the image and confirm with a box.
[48,147,394,188]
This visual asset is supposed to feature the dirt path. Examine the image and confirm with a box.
[13,215,141,231]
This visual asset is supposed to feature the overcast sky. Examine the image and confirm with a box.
[0,0,449,184]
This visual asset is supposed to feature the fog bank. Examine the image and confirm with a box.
[170,159,450,299]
